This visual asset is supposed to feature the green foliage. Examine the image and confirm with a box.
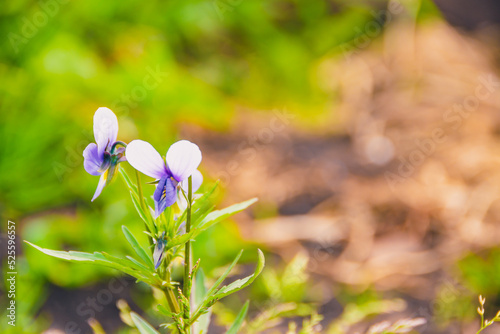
[256,252,311,304]
[226,301,249,334]
[26,170,262,333]
[238,252,316,334]
[131,312,161,334]
[24,241,162,287]
[192,269,211,334]
[122,225,154,269]
[287,313,323,334]
[458,248,500,295]
[327,298,407,334]
[433,281,475,327]
[210,249,265,300]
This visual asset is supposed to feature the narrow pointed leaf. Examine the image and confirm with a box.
[214,249,265,299]
[157,304,177,318]
[193,269,211,334]
[25,241,158,286]
[26,241,111,263]
[25,241,130,274]
[126,256,152,272]
[99,252,158,284]
[165,228,197,250]
[176,181,218,230]
[197,198,258,231]
[227,301,249,334]
[122,225,154,268]
[119,167,138,194]
[207,250,244,297]
[170,199,258,250]
[191,181,219,222]
[129,191,156,234]
[131,312,161,334]
[194,268,207,307]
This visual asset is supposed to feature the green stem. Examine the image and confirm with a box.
[134,171,155,250]
[188,306,206,327]
[163,286,180,314]
[163,253,180,313]
[183,176,193,333]
[122,168,181,315]
[477,314,486,334]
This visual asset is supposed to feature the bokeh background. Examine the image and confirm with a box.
[2,0,500,333]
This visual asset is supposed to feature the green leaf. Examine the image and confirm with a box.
[129,191,156,234]
[191,181,219,222]
[172,196,258,251]
[120,167,156,234]
[165,228,197,250]
[176,181,219,231]
[25,241,113,264]
[190,251,246,327]
[197,198,258,231]
[126,256,151,272]
[119,167,138,195]
[122,225,154,268]
[98,252,158,285]
[25,241,133,277]
[227,301,249,334]
[193,269,211,334]
[214,249,265,299]
[25,241,159,286]
[131,312,160,334]
[194,268,207,307]
[207,250,244,297]
[157,304,177,318]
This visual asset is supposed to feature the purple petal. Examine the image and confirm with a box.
[91,172,107,201]
[126,140,168,179]
[83,143,103,176]
[166,140,202,182]
[153,176,168,202]
[93,107,118,157]
[154,177,177,218]
[180,169,203,193]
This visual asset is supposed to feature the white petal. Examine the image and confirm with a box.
[126,140,167,179]
[91,173,107,201]
[93,107,118,156]
[166,140,202,182]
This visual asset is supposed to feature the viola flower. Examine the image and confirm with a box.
[125,139,203,218]
[83,107,126,201]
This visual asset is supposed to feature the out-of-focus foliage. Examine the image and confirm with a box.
[327,294,406,334]
[458,249,500,296]
[0,0,440,218]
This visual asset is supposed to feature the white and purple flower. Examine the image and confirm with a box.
[125,139,202,218]
[83,107,125,201]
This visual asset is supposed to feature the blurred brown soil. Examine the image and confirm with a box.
[183,20,500,333]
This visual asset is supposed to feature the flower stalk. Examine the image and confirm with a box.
[183,175,193,333]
